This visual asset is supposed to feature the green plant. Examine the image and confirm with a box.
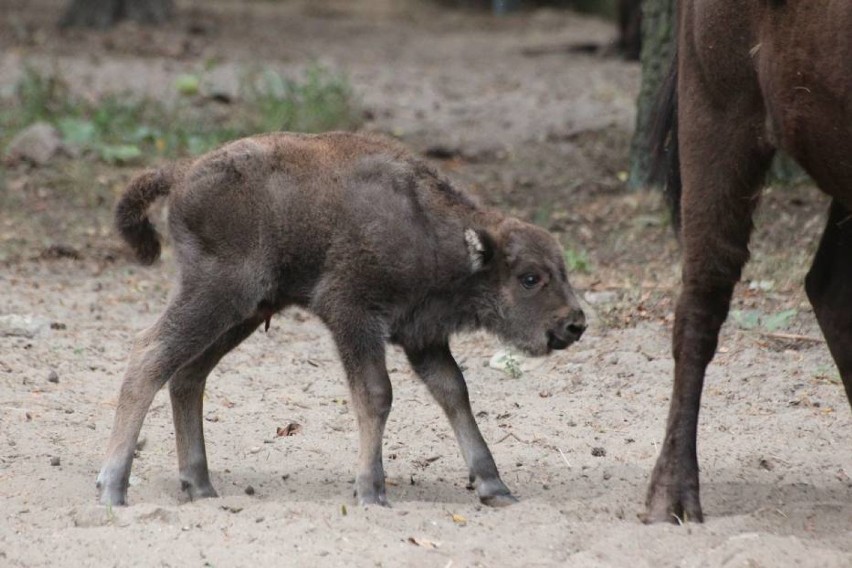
[14,64,75,125]
[564,247,591,274]
[241,64,360,133]
[1,63,361,164]
[729,308,797,332]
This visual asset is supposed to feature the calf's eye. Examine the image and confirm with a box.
[520,273,541,289]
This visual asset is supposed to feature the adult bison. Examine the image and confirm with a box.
[646,0,852,523]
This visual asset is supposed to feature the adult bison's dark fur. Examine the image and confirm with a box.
[646,1,852,523]
[97,132,586,508]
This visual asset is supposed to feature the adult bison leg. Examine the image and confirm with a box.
[806,200,852,404]
[644,96,773,524]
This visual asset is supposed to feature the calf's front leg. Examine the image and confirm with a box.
[405,343,517,507]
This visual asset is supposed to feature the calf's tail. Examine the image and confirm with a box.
[115,167,178,265]
[651,50,681,234]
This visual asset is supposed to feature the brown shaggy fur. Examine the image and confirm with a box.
[646,1,852,523]
[97,131,587,508]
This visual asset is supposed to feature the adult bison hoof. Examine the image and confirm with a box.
[643,479,704,524]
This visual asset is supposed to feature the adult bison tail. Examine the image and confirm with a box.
[651,52,681,234]
[115,167,177,265]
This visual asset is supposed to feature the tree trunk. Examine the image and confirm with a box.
[627,0,674,189]
[60,0,175,29]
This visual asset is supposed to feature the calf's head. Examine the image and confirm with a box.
[467,219,586,356]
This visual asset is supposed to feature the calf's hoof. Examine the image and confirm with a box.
[356,491,391,507]
[96,480,128,507]
[480,493,519,507]
[475,478,517,507]
[643,480,704,524]
[354,478,390,507]
[181,479,219,501]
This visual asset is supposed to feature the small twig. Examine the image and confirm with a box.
[558,447,571,468]
[758,331,824,343]
[495,432,530,445]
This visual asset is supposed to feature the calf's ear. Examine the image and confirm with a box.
[464,228,496,272]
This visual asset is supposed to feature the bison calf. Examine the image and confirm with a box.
[97,132,586,508]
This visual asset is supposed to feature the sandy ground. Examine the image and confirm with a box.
[3,1,852,566]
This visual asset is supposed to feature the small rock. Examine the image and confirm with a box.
[0,314,50,338]
[4,122,64,166]
[585,290,618,305]
[244,485,255,496]
[591,447,606,457]
[50,456,60,466]
[47,370,59,383]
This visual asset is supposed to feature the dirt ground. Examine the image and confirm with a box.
[3,1,852,566]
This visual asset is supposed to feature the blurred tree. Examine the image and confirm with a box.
[618,0,642,60]
[60,0,174,29]
[627,0,673,189]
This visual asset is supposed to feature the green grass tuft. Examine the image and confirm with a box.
[1,63,361,163]
[564,247,592,274]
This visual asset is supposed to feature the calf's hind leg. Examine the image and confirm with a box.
[169,315,264,501]
[97,286,253,506]
[644,97,774,523]
[326,318,393,506]
[405,343,516,506]
[806,200,852,405]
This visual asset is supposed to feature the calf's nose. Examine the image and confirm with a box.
[563,309,586,341]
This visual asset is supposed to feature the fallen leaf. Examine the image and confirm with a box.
[451,513,467,526]
[276,422,303,437]
[408,536,440,549]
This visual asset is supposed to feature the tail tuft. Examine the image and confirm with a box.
[115,168,175,265]
[650,52,681,234]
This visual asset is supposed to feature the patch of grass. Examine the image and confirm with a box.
[564,247,591,274]
[729,308,797,332]
[1,63,361,163]
[241,65,360,133]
